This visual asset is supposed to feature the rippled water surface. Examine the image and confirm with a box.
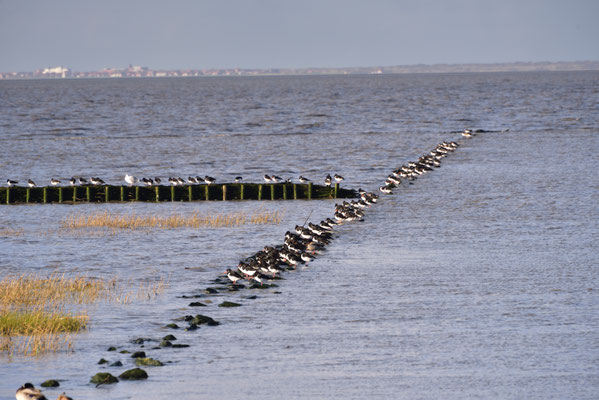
[1,72,598,399]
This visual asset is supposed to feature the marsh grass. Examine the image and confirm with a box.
[60,210,282,231]
[0,273,166,356]
[0,227,24,237]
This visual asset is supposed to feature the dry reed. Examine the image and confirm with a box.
[60,210,282,231]
[0,273,166,356]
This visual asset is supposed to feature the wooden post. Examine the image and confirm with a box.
[171,186,175,202]
[73,186,77,203]
[188,185,193,202]
[120,186,125,202]
[283,183,287,200]
[205,185,209,201]
[25,188,30,203]
[86,186,91,202]
[334,183,339,199]
[270,184,275,200]
[308,182,313,200]
[43,187,47,204]
[58,187,62,203]
[135,186,139,201]
[222,184,227,201]
[258,184,263,200]
[293,184,297,200]
[105,186,109,202]
[155,186,159,202]
[6,188,10,204]
[240,184,244,200]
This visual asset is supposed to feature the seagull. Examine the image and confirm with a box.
[27,179,36,188]
[234,176,243,182]
[324,174,332,187]
[124,174,136,186]
[16,383,47,400]
[334,174,344,182]
[6,179,18,187]
[298,176,310,183]
[50,178,61,186]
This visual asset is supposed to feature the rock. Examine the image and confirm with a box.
[107,346,117,351]
[165,323,179,329]
[132,338,152,344]
[119,350,130,354]
[246,295,258,300]
[40,380,60,388]
[97,358,108,365]
[162,334,177,341]
[204,288,219,294]
[218,301,242,307]
[131,351,146,358]
[90,372,118,385]
[135,357,164,367]
[186,323,198,331]
[191,314,220,326]
[119,368,148,380]
[109,361,123,367]
[171,344,190,348]
[189,301,206,307]
[159,340,172,347]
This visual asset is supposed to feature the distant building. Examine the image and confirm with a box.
[41,66,70,78]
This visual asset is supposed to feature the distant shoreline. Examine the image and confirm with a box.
[1,61,598,80]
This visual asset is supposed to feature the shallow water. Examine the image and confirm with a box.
[1,72,598,399]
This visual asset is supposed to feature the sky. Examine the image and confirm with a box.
[0,0,598,71]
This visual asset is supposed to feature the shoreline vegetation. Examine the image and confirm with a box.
[60,210,282,231]
[0,273,165,356]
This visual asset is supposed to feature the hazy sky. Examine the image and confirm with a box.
[1,0,597,71]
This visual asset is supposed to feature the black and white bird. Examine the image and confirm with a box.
[168,177,178,186]
[90,177,105,185]
[188,176,198,184]
[69,177,76,186]
[204,176,216,185]
[334,174,344,182]
[263,174,272,183]
[16,383,47,400]
[271,175,282,183]
[6,179,18,187]
[225,268,244,284]
[379,185,393,194]
[234,176,243,182]
[298,176,310,183]
[154,177,162,185]
[177,177,186,185]
[27,179,36,188]
[324,174,332,187]
[141,177,154,186]
[78,177,88,185]
[50,178,61,186]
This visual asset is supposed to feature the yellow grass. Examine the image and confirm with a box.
[0,273,166,356]
[0,228,24,237]
[60,210,282,231]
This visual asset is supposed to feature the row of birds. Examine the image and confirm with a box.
[378,141,460,194]
[6,174,345,188]
[225,189,378,285]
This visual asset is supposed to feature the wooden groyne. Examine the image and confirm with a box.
[0,183,356,205]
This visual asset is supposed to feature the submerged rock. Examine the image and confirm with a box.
[159,340,173,347]
[119,368,148,380]
[165,323,179,329]
[186,323,198,331]
[131,351,146,358]
[162,334,177,341]
[90,372,118,385]
[204,288,219,294]
[171,343,190,348]
[190,314,220,326]
[97,358,108,365]
[218,301,241,308]
[107,346,117,351]
[119,350,130,354]
[109,361,123,367]
[40,380,60,388]
[135,357,164,367]
[189,301,206,307]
